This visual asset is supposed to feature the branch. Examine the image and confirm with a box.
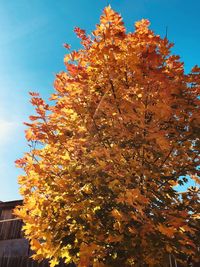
[159,146,174,169]
[109,79,122,115]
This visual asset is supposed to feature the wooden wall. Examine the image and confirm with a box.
[0,216,23,240]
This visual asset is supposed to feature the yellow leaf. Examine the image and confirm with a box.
[25,128,34,141]
[31,239,41,250]
[62,153,71,161]
[106,234,123,243]
[49,258,59,267]
[61,248,71,264]
[111,209,123,220]
[157,224,175,238]
[191,174,200,184]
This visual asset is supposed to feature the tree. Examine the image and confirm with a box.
[15,6,200,267]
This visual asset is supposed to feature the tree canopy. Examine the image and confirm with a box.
[15,6,200,267]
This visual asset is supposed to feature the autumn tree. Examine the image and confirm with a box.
[15,6,200,267]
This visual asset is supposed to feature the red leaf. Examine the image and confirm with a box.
[63,43,71,49]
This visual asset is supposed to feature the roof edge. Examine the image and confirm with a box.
[0,200,23,209]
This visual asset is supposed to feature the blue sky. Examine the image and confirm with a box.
[0,0,199,201]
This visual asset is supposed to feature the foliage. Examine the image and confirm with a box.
[15,6,200,267]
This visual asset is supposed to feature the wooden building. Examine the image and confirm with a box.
[0,200,29,257]
[0,200,73,267]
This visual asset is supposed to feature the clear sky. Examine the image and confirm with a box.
[0,0,199,201]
